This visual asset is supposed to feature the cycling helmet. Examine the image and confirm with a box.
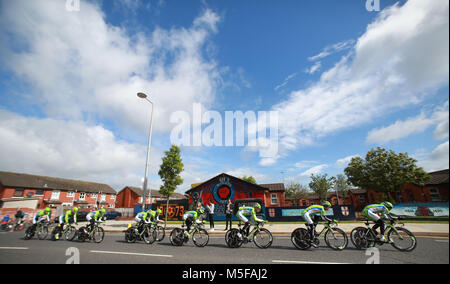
[45,207,51,212]
[73,207,79,212]
[198,208,205,215]
[322,201,331,208]
[383,201,393,210]
[100,208,106,214]
[157,208,162,215]
[254,203,261,210]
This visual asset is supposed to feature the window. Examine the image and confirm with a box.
[67,191,75,198]
[429,188,441,202]
[333,198,339,205]
[51,190,60,200]
[101,194,106,202]
[91,193,97,198]
[359,195,366,203]
[35,189,44,196]
[301,200,307,206]
[271,193,278,205]
[108,204,115,208]
[79,192,86,200]
[14,188,24,197]
[111,194,116,200]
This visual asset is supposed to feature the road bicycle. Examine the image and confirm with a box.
[170,221,209,247]
[76,221,105,243]
[226,221,273,249]
[24,221,51,240]
[14,214,30,231]
[291,220,348,250]
[350,219,417,252]
[124,222,156,244]
[51,223,77,241]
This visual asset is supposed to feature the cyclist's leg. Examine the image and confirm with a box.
[304,213,315,239]
[237,212,249,236]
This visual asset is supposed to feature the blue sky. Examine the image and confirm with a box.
[0,0,448,193]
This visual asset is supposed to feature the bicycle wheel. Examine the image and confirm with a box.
[350,227,367,249]
[92,227,105,243]
[125,227,136,243]
[170,228,185,246]
[388,227,417,252]
[50,227,59,241]
[65,226,77,241]
[291,228,311,250]
[37,225,48,240]
[365,229,378,248]
[156,226,165,242]
[142,227,156,245]
[24,226,34,240]
[193,229,209,247]
[324,228,348,250]
[225,229,243,248]
[253,228,273,249]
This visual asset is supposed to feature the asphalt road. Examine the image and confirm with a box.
[0,231,448,264]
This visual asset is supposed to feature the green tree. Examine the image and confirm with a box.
[285,182,309,204]
[344,147,430,202]
[241,176,257,184]
[334,174,351,204]
[158,145,184,227]
[309,174,335,202]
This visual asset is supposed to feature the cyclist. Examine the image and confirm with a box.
[362,201,396,242]
[55,207,79,239]
[31,207,51,230]
[134,210,152,233]
[86,208,106,232]
[148,208,163,224]
[182,208,205,237]
[302,201,334,248]
[236,203,265,240]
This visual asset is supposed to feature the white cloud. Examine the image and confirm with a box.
[308,39,355,61]
[305,61,322,75]
[0,109,165,191]
[0,0,222,134]
[366,101,449,144]
[274,72,298,91]
[299,164,328,177]
[415,141,449,172]
[294,160,320,169]
[266,0,449,165]
[335,155,360,168]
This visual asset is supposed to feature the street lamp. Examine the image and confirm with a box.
[137,92,154,211]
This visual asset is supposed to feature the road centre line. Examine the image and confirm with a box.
[272,260,353,265]
[90,250,173,258]
[0,247,29,250]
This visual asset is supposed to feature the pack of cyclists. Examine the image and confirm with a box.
[10,200,399,249]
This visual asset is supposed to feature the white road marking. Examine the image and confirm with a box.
[435,240,449,243]
[272,260,353,264]
[0,247,29,250]
[90,250,173,258]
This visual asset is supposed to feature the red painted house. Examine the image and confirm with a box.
[115,186,187,209]
[0,171,117,217]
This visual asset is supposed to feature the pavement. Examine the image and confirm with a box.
[98,220,449,237]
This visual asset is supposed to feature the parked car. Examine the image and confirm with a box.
[104,211,122,220]
[76,211,89,222]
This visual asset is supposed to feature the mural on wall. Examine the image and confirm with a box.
[391,203,449,217]
[189,175,266,220]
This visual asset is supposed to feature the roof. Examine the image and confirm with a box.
[259,183,285,192]
[0,171,116,194]
[426,169,449,185]
[185,173,272,195]
[121,186,187,200]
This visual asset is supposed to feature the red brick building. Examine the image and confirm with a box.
[115,186,187,209]
[0,171,117,217]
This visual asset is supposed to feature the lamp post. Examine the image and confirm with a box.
[137,92,154,211]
